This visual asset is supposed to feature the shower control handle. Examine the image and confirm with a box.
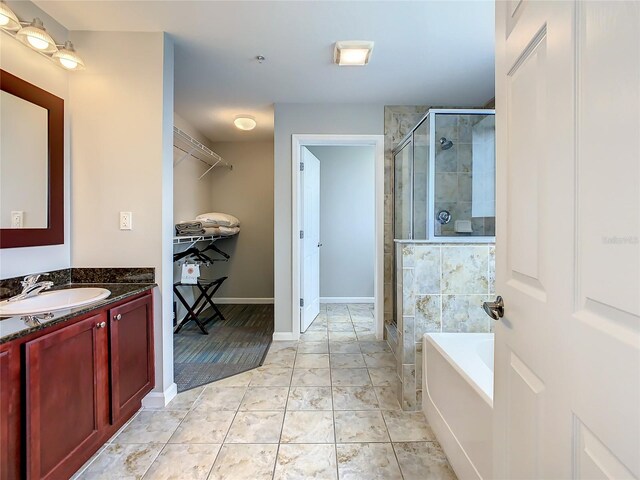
[483,296,504,320]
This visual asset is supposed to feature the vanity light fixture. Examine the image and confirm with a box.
[0,2,20,31]
[16,18,57,53]
[234,115,257,131]
[52,41,85,70]
[0,6,85,71]
[333,40,374,66]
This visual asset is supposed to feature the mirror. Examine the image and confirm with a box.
[0,69,64,248]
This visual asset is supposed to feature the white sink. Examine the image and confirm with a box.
[0,288,111,316]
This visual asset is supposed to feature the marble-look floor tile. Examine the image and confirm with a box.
[168,408,234,444]
[249,367,293,387]
[296,341,329,354]
[262,350,296,367]
[291,368,331,386]
[334,411,390,443]
[78,443,163,479]
[332,386,379,410]
[329,331,358,342]
[295,353,330,369]
[211,370,254,387]
[286,386,333,410]
[393,442,457,480]
[114,410,186,444]
[273,443,338,480]
[330,353,366,368]
[239,386,289,411]
[375,386,402,411]
[367,367,399,386]
[268,342,299,353]
[208,444,278,480]
[329,341,361,354]
[328,323,356,332]
[359,342,392,354]
[142,443,220,480]
[225,411,284,443]
[336,443,402,480]
[363,352,396,368]
[160,386,204,411]
[299,331,329,342]
[280,411,334,443]
[330,368,371,387]
[356,332,378,342]
[382,411,435,442]
[195,386,248,410]
[327,315,351,323]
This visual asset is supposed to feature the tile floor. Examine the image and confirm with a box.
[73,304,457,480]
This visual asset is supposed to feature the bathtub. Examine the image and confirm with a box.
[423,333,493,480]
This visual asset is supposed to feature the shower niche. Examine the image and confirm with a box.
[393,109,496,241]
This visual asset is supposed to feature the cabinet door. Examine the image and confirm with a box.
[0,343,20,480]
[109,294,154,422]
[25,313,109,480]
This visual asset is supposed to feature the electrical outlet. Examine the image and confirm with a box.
[119,212,133,230]
[11,211,23,228]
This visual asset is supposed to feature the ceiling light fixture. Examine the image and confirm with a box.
[52,41,85,70]
[234,115,257,131]
[333,40,374,66]
[16,18,57,53]
[0,2,20,31]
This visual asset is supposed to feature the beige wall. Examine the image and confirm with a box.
[69,31,175,399]
[207,141,274,300]
[0,3,70,278]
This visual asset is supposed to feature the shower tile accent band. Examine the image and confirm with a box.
[395,241,495,410]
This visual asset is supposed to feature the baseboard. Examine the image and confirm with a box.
[320,297,374,304]
[213,298,274,304]
[142,382,177,409]
[272,332,300,341]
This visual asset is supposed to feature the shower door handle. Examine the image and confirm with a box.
[483,296,504,320]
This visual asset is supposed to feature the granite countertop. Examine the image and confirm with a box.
[0,282,155,344]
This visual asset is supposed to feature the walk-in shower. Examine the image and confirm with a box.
[393,108,496,241]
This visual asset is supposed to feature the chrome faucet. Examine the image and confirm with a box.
[8,274,54,302]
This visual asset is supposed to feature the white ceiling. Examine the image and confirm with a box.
[34,1,495,142]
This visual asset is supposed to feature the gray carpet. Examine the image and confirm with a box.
[173,304,274,392]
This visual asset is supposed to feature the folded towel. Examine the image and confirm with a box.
[203,226,221,235]
[175,221,204,236]
[195,212,240,227]
[218,226,240,236]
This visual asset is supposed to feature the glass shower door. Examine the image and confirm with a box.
[394,140,413,240]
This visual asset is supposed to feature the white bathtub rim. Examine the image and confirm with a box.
[424,333,494,407]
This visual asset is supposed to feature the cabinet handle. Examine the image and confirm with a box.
[114,314,122,321]
[96,321,106,329]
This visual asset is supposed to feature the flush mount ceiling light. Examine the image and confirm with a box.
[16,18,57,53]
[234,115,257,131]
[0,2,20,31]
[333,40,374,66]
[52,41,85,70]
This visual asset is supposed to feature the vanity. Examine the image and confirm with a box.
[0,272,155,480]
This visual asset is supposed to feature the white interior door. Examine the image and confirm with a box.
[301,147,320,332]
[494,1,639,479]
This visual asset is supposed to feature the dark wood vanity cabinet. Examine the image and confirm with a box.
[0,291,154,480]
[25,313,109,480]
[109,295,154,423]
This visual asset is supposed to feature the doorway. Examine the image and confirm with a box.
[291,135,385,340]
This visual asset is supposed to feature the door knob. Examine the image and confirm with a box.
[318,243,323,247]
[96,321,106,329]
[114,313,122,321]
[483,296,504,320]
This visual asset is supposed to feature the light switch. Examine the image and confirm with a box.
[120,212,132,230]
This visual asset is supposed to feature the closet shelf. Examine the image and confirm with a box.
[173,126,232,179]
[173,234,221,245]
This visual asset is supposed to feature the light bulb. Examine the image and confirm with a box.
[27,34,49,50]
[59,57,78,69]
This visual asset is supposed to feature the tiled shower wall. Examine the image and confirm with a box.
[395,241,495,410]
[383,106,429,338]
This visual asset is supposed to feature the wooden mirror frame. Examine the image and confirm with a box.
[0,69,64,248]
